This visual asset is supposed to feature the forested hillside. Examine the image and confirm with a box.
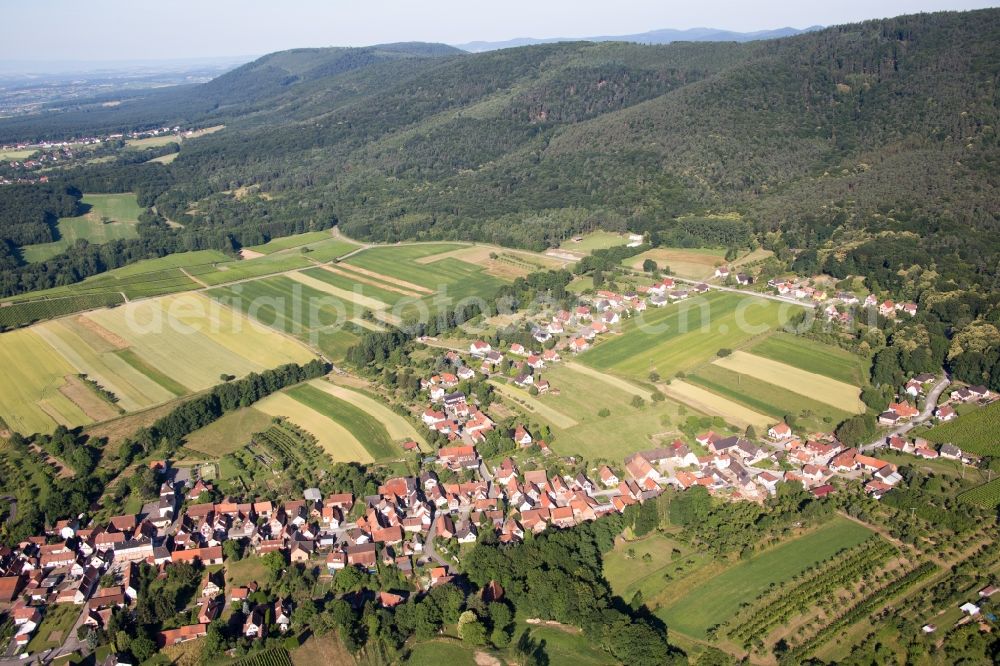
[1,10,998,299]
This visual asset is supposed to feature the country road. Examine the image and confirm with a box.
[861,373,950,453]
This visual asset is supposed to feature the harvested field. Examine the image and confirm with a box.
[662,380,772,430]
[713,350,864,413]
[59,374,120,422]
[239,249,266,260]
[72,314,128,349]
[625,247,725,280]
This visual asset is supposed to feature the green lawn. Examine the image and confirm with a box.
[27,603,81,651]
[604,532,712,602]
[922,401,1000,456]
[657,517,873,639]
[286,383,398,460]
[581,291,804,380]
[311,327,361,363]
[748,332,868,386]
[21,193,144,262]
[687,363,852,432]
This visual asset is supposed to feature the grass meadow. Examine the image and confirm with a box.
[21,193,144,263]
[657,517,873,639]
[581,291,804,380]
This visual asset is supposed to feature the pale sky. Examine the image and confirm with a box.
[2,0,996,61]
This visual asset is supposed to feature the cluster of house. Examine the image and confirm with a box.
[765,278,918,324]
[616,418,983,504]
[714,265,753,285]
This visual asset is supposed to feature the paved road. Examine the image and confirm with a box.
[661,273,819,309]
[861,373,950,453]
[423,510,454,568]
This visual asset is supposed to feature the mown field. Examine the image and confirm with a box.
[0,292,316,435]
[310,379,426,446]
[657,517,873,639]
[207,275,350,335]
[624,246,726,279]
[558,230,631,253]
[183,407,273,457]
[246,231,350,255]
[604,531,713,601]
[581,291,803,380]
[343,243,508,303]
[748,332,868,386]
[255,392,373,463]
[922,401,1000,456]
[21,193,144,263]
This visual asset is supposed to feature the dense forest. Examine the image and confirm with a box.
[1,10,997,294]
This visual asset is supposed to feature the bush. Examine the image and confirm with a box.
[598,408,611,418]
[717,348,732,357]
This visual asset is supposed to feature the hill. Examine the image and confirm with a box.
[0,9,998,305]
[455,25,821,52]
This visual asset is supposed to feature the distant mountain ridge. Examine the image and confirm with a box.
[455,25,823,52]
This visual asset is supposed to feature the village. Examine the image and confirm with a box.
[1,257,994,662]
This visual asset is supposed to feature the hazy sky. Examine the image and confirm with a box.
[2,0,996,61]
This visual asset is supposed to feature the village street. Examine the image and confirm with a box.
[862,373,951,453]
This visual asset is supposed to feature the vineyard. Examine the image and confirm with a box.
[725,535,898,647]
[0,293,124,330]
[958,478,1000,509]
[782,561,939,661]
[223,419,334,495]
[231,648,292,666]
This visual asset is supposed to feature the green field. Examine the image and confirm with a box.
[748,332,868,385]
[313,327,361,363]
[558,231,631,253]
[246,231,341,254]
[491,365,700,461]
[0,147,36,160]
[21,193,145,262]
[207,275,350,335]
[604,532,713,601]
[922,401,1000,456]
[183,407,273,456]
[300,266,412,307]
[581,291,804,380]
[114,348,191,396]
[688,363,853,432]
[311,379,426,446]
[658,517,873,638]
[344,244,508,302]
[406,639,478,664]
[958,478,1000,509]
[27,603,81,651]
[286,382,398,460]
[197,253,314,286]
